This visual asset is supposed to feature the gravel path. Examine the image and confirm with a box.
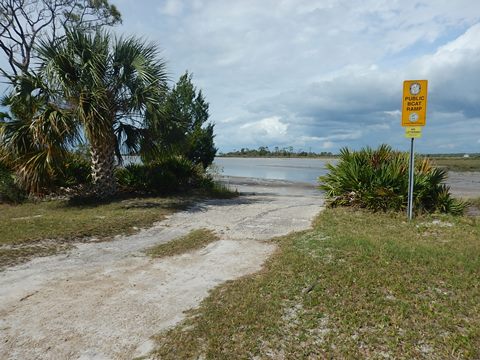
[0,179,324,359]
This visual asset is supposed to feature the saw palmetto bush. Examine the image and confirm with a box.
[116,156,205,194]
[319,144,465,215]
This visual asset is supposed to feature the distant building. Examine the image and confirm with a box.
[463,154,470,158]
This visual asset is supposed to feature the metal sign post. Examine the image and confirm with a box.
[401,80,428,220]
[407,138,415,220]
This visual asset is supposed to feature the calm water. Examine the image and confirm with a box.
[214,157,334,184]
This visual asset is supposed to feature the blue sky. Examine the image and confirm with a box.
[7,0,480,154]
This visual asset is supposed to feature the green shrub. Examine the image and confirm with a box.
[116,163,150,191]
[0,161,26,203]
[116,156,204,194]
[319,144,465,215]
[115,166,138,189]
[58,153,92,187]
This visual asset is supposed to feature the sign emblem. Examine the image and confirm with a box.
[409,113,419,123]
[409,82,421,95]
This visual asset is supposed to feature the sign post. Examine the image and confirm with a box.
[407,138,415,220]
[401,80,428,220]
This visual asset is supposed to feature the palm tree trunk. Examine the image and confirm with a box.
[90,132,117,198]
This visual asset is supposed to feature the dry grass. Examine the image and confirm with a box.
[146,229,219,259]
[432,157,480,172]
[153,208,480,359]
[0,197,190,268]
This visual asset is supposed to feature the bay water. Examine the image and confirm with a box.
[213,157,334,184]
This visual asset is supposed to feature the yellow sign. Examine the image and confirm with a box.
[405,126,422,138]
[401,80,428,127]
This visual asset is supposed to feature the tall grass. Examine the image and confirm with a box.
[319,144,465,214]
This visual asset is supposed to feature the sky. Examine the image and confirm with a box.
[6,0,480,154]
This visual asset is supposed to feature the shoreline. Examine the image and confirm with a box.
[216,155,338,161]
[217,175,317,189]
[217,173,480,199]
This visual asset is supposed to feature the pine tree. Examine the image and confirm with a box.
[148,71,217,168]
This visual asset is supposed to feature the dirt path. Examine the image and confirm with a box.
[0,179,324,359]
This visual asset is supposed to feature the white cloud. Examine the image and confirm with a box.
[239,116,288,141]
[14,0,480,153]
[235,19,480,152]
[438,143,456,149]
[299,130,362,143]
[414,23,480,76]
[441,23,480,52]
[157,0,184,16]
[367,123,391,131]
[321,141,335,149]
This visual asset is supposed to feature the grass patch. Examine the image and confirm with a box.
[146,229,219,259]
[0,197,190,268]
[0,181,237,269]
[432,157,480,172]
[202,181,239,199]
[153,208,480,359]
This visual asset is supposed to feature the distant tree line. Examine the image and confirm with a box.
[220,146,334,158]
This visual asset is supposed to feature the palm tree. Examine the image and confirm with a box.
[1,29,168,198]
[0,74,80,194]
